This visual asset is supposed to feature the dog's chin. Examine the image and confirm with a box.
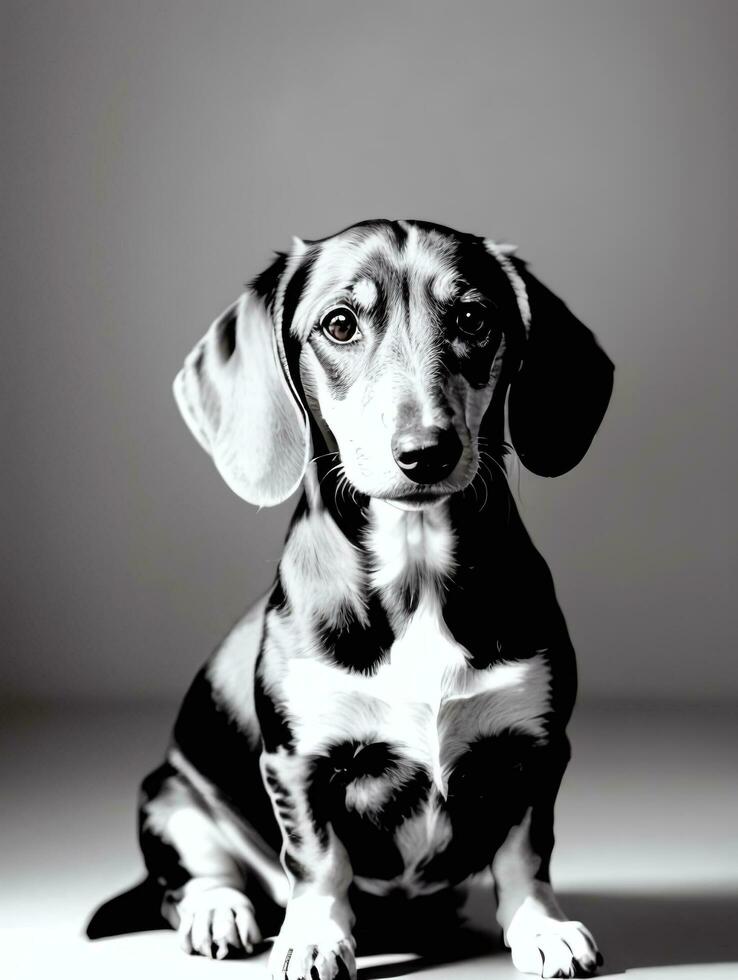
[369,478,474,510]
[346,461,477,511]
[379,492,450,512]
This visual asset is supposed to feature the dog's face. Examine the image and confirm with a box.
[288,221,525,505]
[174,219,613,508]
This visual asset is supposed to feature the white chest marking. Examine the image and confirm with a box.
[364,500,456,592]
[278,501,550,795]
[282,596,551,796]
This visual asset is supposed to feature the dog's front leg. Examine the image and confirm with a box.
[491,741,602,978]
[261,751,356,980]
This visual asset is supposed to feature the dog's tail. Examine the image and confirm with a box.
[85,877,168,940]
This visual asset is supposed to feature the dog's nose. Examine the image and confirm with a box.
[392,426,463,484]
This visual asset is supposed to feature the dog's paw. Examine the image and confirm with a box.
[268,935,356,980]
[269,936,356,980]
[177,886,262,959]
[269,910,356,980]
[507,915,601,978]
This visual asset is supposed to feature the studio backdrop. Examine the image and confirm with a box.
[3,0,737,705]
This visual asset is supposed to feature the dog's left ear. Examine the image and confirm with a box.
[172,258,310,506]
[503,257,615,477]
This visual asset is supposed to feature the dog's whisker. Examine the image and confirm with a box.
[465,468,481,512]
[310,451,340,465]
[478,450,507,481]
[334,465,354,520]
[468,471,480,508]
[468,470,481,512]
[333,473,343,512]
[469,472,479,508]
[477,459,498,502]
[340,474,351,508]
[477,465,490,512]
[478,452,514,519]
[347,479,361,507]
[319,463,344,492]
[320,462,343,480]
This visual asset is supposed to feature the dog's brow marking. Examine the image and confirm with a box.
[291,229,397,337]
[351,278,378,310]
[431,270,460,303]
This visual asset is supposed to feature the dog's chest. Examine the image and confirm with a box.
[280,502,550,789]
[272,503,553,896]
[282,597,549,795]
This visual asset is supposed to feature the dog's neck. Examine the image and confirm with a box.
[273,457,532,672]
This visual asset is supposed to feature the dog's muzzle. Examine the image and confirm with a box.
[391,426,463,484]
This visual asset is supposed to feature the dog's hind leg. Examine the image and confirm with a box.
[138,596,288,958]
[491,738,601,978]
[139,756,284,958]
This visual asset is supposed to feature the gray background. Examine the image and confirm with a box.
[3,0,737,704]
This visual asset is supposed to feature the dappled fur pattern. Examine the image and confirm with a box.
[87,220,612,980]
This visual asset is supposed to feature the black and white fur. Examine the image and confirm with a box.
[87,220,614,979]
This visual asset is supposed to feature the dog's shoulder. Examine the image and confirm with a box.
[170,595,268,784]
[206,593,269,733]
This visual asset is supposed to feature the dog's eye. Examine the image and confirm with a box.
[455,302,488,338]
[320,307,360,344]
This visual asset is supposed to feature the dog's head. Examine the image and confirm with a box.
[174,220,613,508]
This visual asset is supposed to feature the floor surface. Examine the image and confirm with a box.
[2,701,737,980]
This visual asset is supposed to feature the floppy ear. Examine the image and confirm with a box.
[173,285,310,506]
[505,259,615,477]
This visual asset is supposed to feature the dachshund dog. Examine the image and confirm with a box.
[87,219,613,979]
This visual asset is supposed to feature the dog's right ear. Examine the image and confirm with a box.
[173,263,310,507]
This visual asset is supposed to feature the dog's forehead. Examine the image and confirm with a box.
[302,220,469,310]
[280,219,526,343]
